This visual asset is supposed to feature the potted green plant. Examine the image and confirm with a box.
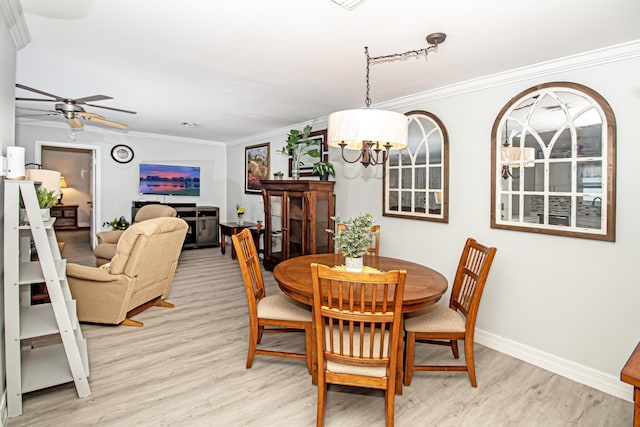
[103,216,130,230]
[279,125,321,179]
[312,161,335,181]
[327,211,374,272]
[273,171,284,180]
[20,188,57,223]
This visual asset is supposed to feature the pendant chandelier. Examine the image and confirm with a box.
[327,32,446,167]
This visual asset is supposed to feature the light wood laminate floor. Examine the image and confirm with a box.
[8,231,632,426]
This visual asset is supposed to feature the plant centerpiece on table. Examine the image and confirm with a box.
[273,171,284,180]
[279,125,321,179]
[327,211,374,272]
[236,204,246,225]
[312,161,335,181]
[103,216,130,230]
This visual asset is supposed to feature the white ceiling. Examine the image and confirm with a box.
[14,0,640,142]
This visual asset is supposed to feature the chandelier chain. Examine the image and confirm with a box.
[363,40,441,107]
[365,47,371,107]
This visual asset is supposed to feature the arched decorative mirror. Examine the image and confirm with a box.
[383,110,448,222]
[491,82,616,241]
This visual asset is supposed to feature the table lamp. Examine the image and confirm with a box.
[58,176,69,205]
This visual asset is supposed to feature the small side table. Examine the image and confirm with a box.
[219,222,257,260]
[621,342,640,427]
[50,204,79,230]
[249,227,265,258]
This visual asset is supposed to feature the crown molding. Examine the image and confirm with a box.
[379,39,640,111]
[0,0,31,49]
[16,119,226,147]
[228,40,640,147]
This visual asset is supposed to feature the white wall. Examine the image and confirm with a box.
[15,124,228,228]
[227,43,640,400]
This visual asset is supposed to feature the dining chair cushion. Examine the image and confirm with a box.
[257,294,312,322]
[324,325,389,378]
[404,305,466,333]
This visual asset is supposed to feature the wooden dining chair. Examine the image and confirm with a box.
[310,263,406,427]
[336,224,381,256]
[231,228,312,373]
[404,237,497,387]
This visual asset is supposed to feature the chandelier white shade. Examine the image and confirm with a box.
[327,109,408,150]
[501,146,535,168]
[327,33,444,167]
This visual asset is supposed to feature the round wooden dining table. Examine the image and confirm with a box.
[273,253,448,313]
[273,253,449,394]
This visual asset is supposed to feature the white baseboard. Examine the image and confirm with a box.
[475,329,634,403]
[1,391,7,427]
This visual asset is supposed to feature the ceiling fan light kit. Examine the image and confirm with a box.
[15,83,136,130]
[327,33,446,167]
[331,0,368,10]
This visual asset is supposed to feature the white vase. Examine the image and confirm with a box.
[291,147,302,180]
[237,216,244,225]
[345,256,364,272]
[18,208,50,224]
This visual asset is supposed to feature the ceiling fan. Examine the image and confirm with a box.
[15,83,136,130]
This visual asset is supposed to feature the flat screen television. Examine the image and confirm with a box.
[139,163,200,196]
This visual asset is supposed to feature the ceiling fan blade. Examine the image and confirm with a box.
[86,116,128,129]
[84,103,137,114]
[76,111,104,119]
[67,117,84,129]
[16,84,64,101]
[16,97,58,102]
[75,95,113,104]
[17,114,57,118]
[17,106,59,113]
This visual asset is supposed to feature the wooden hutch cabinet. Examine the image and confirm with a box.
[261,180,335,271]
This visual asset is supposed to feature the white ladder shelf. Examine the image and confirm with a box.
[3,180,91,417]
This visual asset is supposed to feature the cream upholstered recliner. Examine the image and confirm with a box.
[93,204,177,266]
[67,217,188,326]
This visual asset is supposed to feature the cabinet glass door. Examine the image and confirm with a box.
[315,198,330,253]
[287,195,304,258]
[270,195,283,262]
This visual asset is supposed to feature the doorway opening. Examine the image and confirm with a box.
[35,141,101,250]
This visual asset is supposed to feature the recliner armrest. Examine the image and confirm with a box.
[66,263,120,282]
[96,229,126,244]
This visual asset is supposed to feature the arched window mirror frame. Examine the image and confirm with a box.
[383,110,449,222]
[490,82,616,241]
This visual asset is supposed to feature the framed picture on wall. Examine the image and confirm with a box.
[288,129,328,177]
[245,142,270,194]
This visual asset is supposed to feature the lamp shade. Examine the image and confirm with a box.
[26,169,62,196]
[60,176,69,189]
[501,146,535,168]
[327,109,408,150]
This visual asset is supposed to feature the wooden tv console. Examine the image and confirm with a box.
[131,201,219,249]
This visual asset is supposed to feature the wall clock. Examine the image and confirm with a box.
[110,144,134,163]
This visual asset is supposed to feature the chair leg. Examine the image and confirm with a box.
[152,299,175,309]
[304,324,313,375]
[451,339,460,359]
[464,338,477,387]
[257,326,264,344]
[385,389,395,427]
[404,331,415,386]
[246,324,259,369]
[121,318,143,327]
[316,381,327,427]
